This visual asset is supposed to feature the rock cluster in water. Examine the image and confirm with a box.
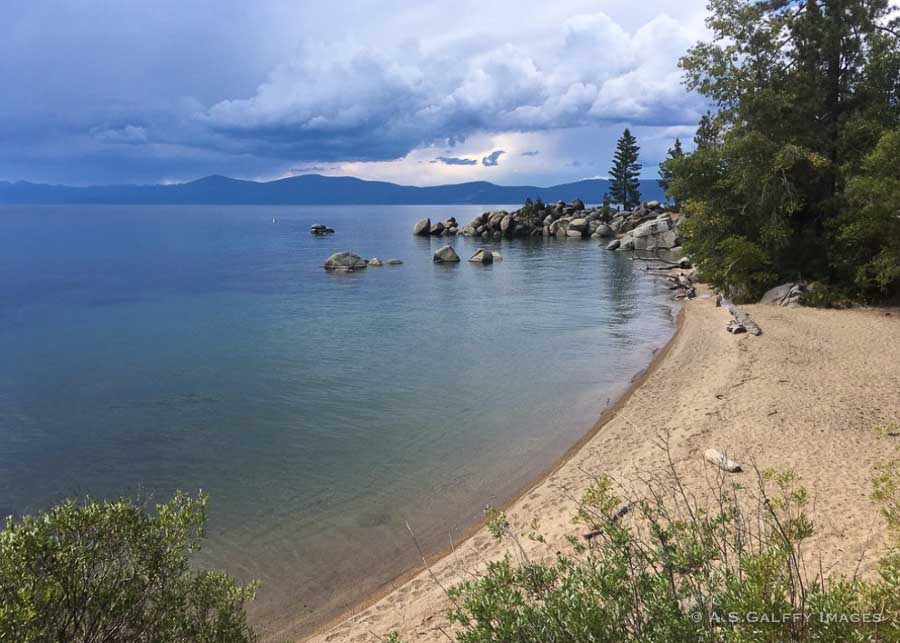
[311,223,335,235]
[415,200,683,252]
[412,217,459,237]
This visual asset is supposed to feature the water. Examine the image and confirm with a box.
[0,204,677,636]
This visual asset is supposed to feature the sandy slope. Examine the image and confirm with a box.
[300,292,900,643]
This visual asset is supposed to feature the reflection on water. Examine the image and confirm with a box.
[0,204,677,636]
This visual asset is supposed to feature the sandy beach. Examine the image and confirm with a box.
[301,291,900,643]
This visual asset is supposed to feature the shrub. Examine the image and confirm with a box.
[449,451,900,642]
[0,492,257,643]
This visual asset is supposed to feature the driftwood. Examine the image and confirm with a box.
[720,296,762,336]
[704,448,743,473]
[651,270,696,300]
[583,503,631,540]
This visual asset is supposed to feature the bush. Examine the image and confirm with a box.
[0,492,257,643]
[449,449,900,642]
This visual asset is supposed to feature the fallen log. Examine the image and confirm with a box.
[583,503,631,540]
[704,448,743,473]
[720,296,762,336]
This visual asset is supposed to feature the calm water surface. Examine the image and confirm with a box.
[0,204,677,636]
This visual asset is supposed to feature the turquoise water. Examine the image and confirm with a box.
[0,204,676,635]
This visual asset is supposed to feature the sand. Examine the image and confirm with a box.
[299,292,900,643]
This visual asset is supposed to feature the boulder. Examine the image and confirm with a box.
[605,239,621,251]
[592,223,614,238]
[367,258,384,266]
[500,214,513,233]
[568,218,589,233]
[572,198,585,211]
[646,200,661,209]
[468,248,494,264]
[386,259,403,265]
[760,282,806,307]
[433,245,460,263]
[566,229,584,238]
[324,252,368,272]
[430,221,446,236]
[631,217,680,250]
[619,236,636,251]
[413,218,431,236]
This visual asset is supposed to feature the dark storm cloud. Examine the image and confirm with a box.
[0,1,708,184]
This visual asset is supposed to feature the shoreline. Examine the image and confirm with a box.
[282,306,686,642]
[302,292,900,643]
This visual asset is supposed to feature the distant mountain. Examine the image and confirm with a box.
[0,174,664,206]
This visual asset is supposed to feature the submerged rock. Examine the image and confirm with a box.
[433,245,460,263]
[386,259,403,265]
[324,252,367,272]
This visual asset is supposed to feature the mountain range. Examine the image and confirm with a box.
[0,174,665,206]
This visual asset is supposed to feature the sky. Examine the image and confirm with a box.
[0,0,714,187]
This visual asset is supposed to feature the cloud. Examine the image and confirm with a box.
[433,156,478,165]
[0,0,710,184]
[197,9,707,164]
[481,150,505,166]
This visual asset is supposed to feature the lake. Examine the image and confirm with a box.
[0,204,677,637]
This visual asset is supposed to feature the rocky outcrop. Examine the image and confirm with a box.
[468,248,494,264]
[760,282,807,307]
[407,199,685,256]
[323,252,367,272]
[311,223,335,235]
[433,245,460,263]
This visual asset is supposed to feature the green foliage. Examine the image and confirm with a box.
[669,0,900,302]
[658,138,685,208]
[609,128,642,209]
[0,492,257,643]
[450,457,900,642]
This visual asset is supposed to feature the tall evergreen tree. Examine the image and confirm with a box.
[669,0,900,302]
[608,128,642,209]
[658,138,684,207]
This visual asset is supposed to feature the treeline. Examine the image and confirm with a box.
[658,0,900,304]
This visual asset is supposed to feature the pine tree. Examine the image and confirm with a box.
[693,112,719,150]
[608,129,642,210]
[658,138,684,208]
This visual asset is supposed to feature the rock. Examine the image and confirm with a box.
[704,448,742,473]
[605,239,620,251]
[568,218,589,232]
[386,259,403,265]
[592,223,614,238]
[572,198,585,211]
[367,258,384,266]
[311,223,335,235]
[430,221,446,236]
[618,236,635,251]
[630,217,680,250]
[413,218,431,236]
[760,282,806,307]
[543,215,554,226]
[324,252,368,272]
[468,248,494,264]
[566,229,584,238]
[646,200,661,209]
[492,252,503,262]
[433,245,460,263]
[678,257,692,269]
[462,225,477,236]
